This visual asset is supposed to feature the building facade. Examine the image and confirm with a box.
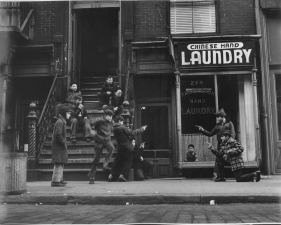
[0,0,279,180]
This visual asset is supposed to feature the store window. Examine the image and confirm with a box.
[170,0,216,34]
[180,75,254,163]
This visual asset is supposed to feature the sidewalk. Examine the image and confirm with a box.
[1,176,281,205]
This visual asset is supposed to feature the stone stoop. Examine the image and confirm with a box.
[27,76,119,181]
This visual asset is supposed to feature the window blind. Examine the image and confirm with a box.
[170,0,216,34]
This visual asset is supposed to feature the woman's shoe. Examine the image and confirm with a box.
[60,181,67,184]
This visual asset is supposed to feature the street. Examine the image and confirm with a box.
[0,203,280,224]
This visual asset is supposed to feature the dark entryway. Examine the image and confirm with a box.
[76,8,119,79]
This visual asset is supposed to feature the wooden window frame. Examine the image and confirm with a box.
[169,0,218,36]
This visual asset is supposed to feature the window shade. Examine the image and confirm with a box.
[170,0,216,34]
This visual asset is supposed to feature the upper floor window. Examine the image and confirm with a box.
[170,0,216,34]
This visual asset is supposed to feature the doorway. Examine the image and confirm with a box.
[73,7,120,103]
[137,103,172,178]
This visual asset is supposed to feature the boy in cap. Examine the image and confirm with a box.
[196,108,236,181]
[207,131,261,182]
[66,94,92,143]
[97,76,119,108]
[108,115,147,182]
[51,105,71,187]
[87,109,115,184]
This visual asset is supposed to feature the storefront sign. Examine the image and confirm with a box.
[178,41,255,69]
[181,76,216,134]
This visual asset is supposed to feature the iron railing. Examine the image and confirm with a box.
[36,73,59,158]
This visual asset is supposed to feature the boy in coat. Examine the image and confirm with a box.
[97,76,119,108]
[87,109,115,184]
[108,116,147,182]
[51,105,72,187]
[109,88,125,116]
[55,82,81,119]
[132,140,154,181]
[67,94,92,143]
[197,108,236,181]
[207,131,261,182]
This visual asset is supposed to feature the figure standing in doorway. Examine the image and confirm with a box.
[196,108,236,182]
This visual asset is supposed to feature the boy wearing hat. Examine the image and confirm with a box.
[97,76,119,108]
[207,131,261,182]
[87,109,115,184]
[67,94,92,143]
[108,115,147,182]
[51,105,71,187]
[196,108,236,181]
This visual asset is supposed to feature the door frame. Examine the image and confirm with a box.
[270,69,281,174]
[136,102,173,178]
[69,4,121,89]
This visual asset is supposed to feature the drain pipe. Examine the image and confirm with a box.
[254,0,271,175]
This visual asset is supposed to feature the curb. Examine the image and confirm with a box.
[2,194,281,205]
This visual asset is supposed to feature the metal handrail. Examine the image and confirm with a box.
[36,72,59,158]
[124,70,130,101]
[37,73,58,126]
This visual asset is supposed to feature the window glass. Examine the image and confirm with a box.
[170,0,216,34]
[180,76,215,134]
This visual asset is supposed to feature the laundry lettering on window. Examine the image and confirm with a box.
[181,76,215,134]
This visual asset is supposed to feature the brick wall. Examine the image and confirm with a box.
[133,1,167,40]
[33,1,55,41]
[219,0,256,35]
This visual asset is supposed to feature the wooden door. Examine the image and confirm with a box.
[137,103,173,178]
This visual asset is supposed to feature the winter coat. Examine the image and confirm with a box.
[101,82,119,95]
[51,115,68,164]
[110,94,124,108]
[113,123,145,152]
[65,89,81,104]
[91,117,113,142]
[202,118,236,145]
[66,102,88,122]
[209,137,244,171]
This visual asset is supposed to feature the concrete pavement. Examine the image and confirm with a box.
[1,175,281,205]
